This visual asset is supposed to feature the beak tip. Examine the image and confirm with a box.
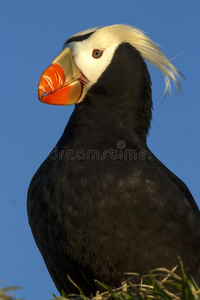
[38,89,44,101]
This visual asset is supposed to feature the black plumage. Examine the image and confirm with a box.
[28,38,200,295]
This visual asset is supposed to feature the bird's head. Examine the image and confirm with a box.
[38,24,181,106]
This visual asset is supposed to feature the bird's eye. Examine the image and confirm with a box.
[92,49,103,59]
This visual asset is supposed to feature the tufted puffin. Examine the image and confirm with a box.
[27,24,200,295]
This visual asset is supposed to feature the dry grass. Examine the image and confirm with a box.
[1,260,200,300]
[0,285,20,300]
[53,260,200,300]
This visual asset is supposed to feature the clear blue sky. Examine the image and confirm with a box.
[1,1,200,299]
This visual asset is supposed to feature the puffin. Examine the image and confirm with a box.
[27,24,200,295]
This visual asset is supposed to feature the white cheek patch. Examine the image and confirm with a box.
[69,41,119,102]
[72,42,119,84]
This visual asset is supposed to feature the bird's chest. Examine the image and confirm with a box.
[31,156,146,233]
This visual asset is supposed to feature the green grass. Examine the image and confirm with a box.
[1,260,200,299]
[53,260,200,300]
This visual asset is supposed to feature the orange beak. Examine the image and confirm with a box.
[38,47,83,105]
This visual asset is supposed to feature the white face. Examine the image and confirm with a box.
[66,39,119,102]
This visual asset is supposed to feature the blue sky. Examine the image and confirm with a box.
[1,1,200,299]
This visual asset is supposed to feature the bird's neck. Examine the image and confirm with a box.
[58,92,152,152]
[57,42,153,151]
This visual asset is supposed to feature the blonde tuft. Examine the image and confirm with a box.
[91,25,182,95]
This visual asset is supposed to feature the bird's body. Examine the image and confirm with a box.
[28,25,200,295]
